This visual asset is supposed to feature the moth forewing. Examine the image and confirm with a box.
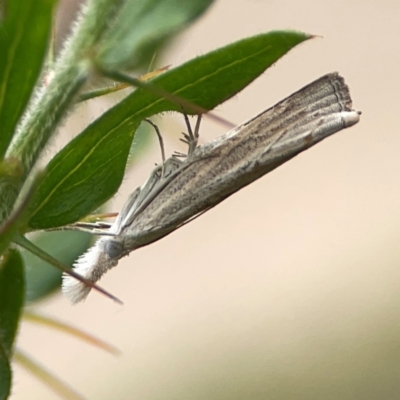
[124,73,359,237]
[119,157,185,231]
[62,72,361,303]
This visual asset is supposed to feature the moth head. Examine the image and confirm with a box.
[62,237,120,304]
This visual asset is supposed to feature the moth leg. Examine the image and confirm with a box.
[45,222,117,236]
[193,114,201,141]
[181,113,202,157]
[144,119,166,177]
[172,150,187,159]
[74,221,113,230]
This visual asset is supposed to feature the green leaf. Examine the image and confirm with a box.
[28,118,139,229]
[0,250,25,356]
[0,0,57,158]
[103,31,311,115]
[0,345,11,400]
[98,0,214,70]
[21,230,92,302]
[28,31,310,229]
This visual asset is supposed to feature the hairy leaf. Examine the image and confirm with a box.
[0,0,57,157]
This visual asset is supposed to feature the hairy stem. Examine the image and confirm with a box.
[0,0,125,223]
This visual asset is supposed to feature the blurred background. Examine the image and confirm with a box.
[12,0,400,399]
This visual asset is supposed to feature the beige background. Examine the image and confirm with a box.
[12,1,400,399]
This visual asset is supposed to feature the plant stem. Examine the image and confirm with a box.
[14,350,85,400]
[0,0,125,223]
[14,235,123,304]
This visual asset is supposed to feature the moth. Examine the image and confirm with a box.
[62,72,361,303]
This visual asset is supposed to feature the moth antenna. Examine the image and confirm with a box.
[145,119,166,177]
